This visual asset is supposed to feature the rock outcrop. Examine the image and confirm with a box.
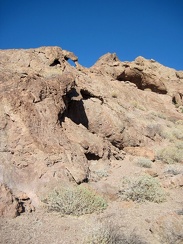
[0,46,183,217]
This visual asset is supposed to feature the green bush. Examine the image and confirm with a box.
[42,185,107,216]
[119,175,166,203]
[156,145,183,164]
[136,157,152,168]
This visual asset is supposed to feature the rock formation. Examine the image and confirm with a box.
[0,46,183,217]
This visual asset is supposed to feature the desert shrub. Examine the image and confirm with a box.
[95,170,109,178]
[156,145,183,164]
[164,165,183,176]
[136,157,152,168]
[164,168,180,176]
[150,112,166,120]
[160,231,183,244]
[176,120,183,125]
[160,129,174,141]
[119,175,166,203]
[160,124,183,142]
[42,185,107,216]
[83,222,147,244]
[172,127,183,140]
[175,141,183,149]
[145,123,162,138]
[176,209,183,216]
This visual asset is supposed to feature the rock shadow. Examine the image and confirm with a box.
[58,88,88,128]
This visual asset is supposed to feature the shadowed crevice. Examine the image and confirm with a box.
[58,88,88,128]
[85,152,101,161]
[50,59,61,66]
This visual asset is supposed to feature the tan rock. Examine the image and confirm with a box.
[124,147,155,161]
[162,174,183,188]
[0,184,21,218]
[62,49,78,62]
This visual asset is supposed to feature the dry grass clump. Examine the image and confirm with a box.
[136,157,152,168]
[83,222,147,244]
[119,175,166,203]
[42,185,107,216]
[156,144,183,164]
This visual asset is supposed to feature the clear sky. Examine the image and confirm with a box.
[0,0,183,70]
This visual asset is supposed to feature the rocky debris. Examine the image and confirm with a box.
[0,46,183,218]
[162,174,183,188]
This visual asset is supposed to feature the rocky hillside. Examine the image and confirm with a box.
[0,46,183,243]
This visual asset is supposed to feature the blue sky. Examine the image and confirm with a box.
[0,0,183,70]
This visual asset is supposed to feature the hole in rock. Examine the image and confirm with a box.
[67,59,76,67]
[50,59,61,66]
[58,88,88,128]
[85,152,101,161]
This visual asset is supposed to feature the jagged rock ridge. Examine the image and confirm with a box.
[0,46,183,217]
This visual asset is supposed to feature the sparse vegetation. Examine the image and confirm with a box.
[42,185,107,216]
[149,111,166,120]
[136,157,152,168]
[83,222,147,244]
[157,225,183,244]
[159,123,183,142]
[95,170,109,178]
[176,209,183,216]
[156,145,183,164]
[164,165,183,176]
[160,231,183,244]
[131,101,146,111]
[119,175,166,203]
[176,120,183,125]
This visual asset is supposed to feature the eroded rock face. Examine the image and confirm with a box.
[0,46,183,217]
[0,184,21,218]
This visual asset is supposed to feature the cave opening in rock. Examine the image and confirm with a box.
[85,152,101,161]
[58,88,89,128]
